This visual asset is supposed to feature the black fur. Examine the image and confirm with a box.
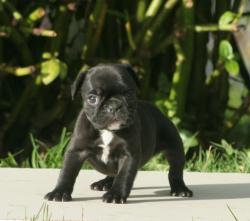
[44,64,193,203]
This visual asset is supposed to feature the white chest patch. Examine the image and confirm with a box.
[99,130,114,163]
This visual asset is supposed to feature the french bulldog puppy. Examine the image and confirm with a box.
[44,64,193,203]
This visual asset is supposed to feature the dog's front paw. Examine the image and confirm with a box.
[102,189,127,204]
[170,185,193,197]
[44,189,72,202]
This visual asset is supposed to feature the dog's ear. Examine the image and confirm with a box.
[121,64,140,88]
[71,71,87,100]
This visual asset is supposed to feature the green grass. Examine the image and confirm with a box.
[186,143,250,173]
[29,128,70,168]
[0,129,250,173]
[0,128,92,169]
[143,135,250,173]
[0,128,70,168]
[143,140,250,173]
[29,203,51,221]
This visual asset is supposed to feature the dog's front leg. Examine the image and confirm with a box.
[102,155,138,204]
[44,139,89,201]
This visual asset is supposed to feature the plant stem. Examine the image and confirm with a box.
[194,24,238,32]
[171,0,195,119]
[125,16,136,50]
[145,0,163,17]
[133,0,164,48]
[27,7,46,25]
[21,27,57,37]
[0,5,33,64]
[136,0,147,23]
[0,79,38,154]
[1,26,57,37]
[152,35,173,56]
[83,0,108,61]
[143,0,178,46]
[169,39,185,102]
[0,64,37,76]
[50,5,71,54]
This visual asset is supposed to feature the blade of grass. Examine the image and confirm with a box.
[226,204,239,221]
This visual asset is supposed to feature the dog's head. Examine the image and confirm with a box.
[71,64,140,131]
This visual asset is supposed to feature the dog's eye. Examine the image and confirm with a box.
[87,94,99,105]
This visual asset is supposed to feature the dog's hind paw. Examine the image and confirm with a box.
[170,186,193,197]
[90,176,114,191]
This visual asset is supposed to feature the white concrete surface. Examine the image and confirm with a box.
[0,168,250,221]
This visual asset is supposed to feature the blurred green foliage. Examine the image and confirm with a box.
[1,130,249,172]
[0,0,250,161]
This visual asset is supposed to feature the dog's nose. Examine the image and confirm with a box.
[106,103,122,114]
[106,105,114,113]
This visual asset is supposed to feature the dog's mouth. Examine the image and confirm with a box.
[106,121,121,130]
[107,120,130,131]
[92,120,130,131]
[86,114,133,131]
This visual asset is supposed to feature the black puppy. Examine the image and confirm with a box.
[44,64,193,203]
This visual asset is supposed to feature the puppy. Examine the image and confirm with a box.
[44,64,193,203]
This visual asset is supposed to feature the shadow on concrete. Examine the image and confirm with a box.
[72,183,250,203]
[129,183,250,203]
[73,196,101,202]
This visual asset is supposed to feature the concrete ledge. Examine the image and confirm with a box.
[0,168,250,221]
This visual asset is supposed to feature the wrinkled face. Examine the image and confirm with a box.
[78,65,138,131]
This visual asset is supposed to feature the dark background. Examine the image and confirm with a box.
[0,0,250,160]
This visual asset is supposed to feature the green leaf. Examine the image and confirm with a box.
[35,75,43,85]
[219,40,234,60]
[180,130,199,153]
[41,59,60,85]
[59,62,68,79]
[225,59,239,76]
[40,59,67,85]
[219,11,237,26]
[42,52,52,59]
[28,7,45,22]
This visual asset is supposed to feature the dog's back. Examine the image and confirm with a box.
[137,101,183,159]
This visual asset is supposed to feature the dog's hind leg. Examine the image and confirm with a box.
[90,176,114,191]
[158,119,193,197]
[163,145,193,197]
